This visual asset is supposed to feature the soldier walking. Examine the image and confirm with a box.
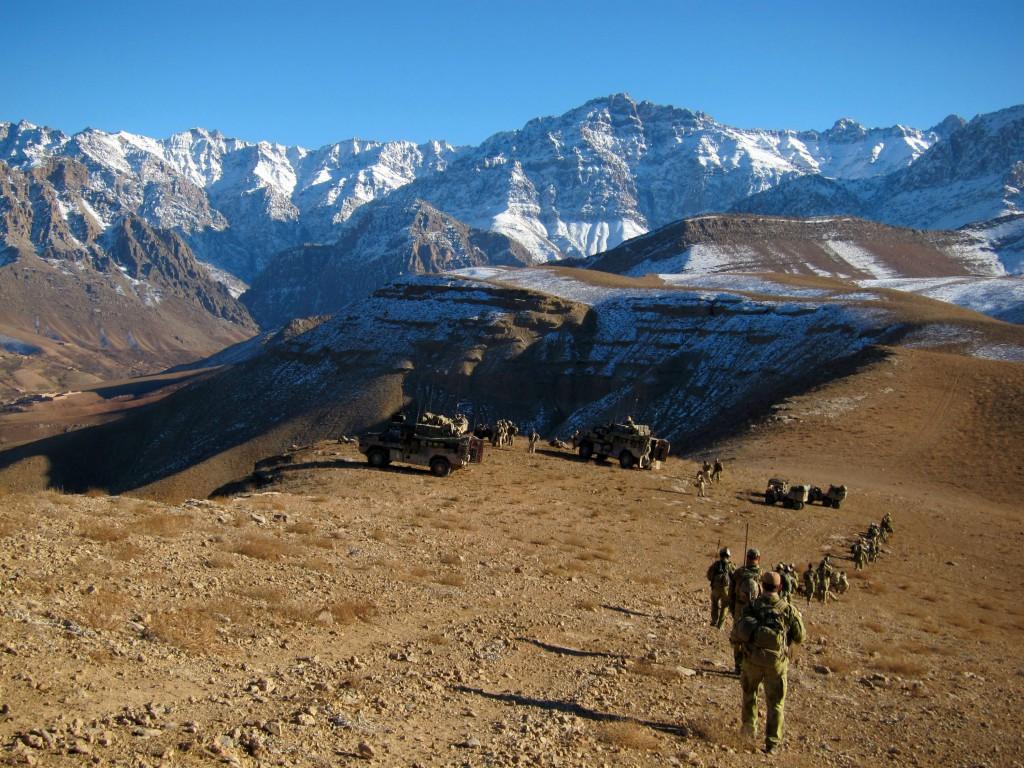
[880,511,894,542]
[816,555,834,603]
[528,429,540,454]
[712,458,724,483]
[696,471,708,498]
[802,563,817,605]
[851,539,866,571]
[730,571,806,755]
[729,549,763,673]
[706,547,735,629]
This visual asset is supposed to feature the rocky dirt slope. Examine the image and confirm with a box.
[0,340,1021,766]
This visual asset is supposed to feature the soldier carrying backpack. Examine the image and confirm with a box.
[706,547,735,629]
[729,548,763,673]
[730,571,806,755]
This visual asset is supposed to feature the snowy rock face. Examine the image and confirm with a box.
[736,105,1024,236]
[0,121,456,279]
[0,157,249,322]
[363,95,942,263]
[0,96,946,281]
[241,199,534,328]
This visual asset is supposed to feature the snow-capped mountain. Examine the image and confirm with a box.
[0,94,948,280]
[1,121,456,278]
[735,105,1024,232]
[241,198,533,328]
[0,156,255,394]
[4,94,1024,335]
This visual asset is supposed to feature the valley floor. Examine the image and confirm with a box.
[1,346,1022,767]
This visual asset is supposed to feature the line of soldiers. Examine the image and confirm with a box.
[850,511,893,570]
[485,419,518,447]
[704,511,896,754]
[707,547,804,754]
[694,458,724,497]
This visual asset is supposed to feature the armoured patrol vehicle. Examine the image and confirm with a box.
[764,478,789,505]
[359,416,483,477]
[783,484,810,510]
[809,484,848,509]
[574,421,670,469]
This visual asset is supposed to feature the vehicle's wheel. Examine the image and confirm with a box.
[795,501,804,510]
[832,501,841,510]
[783,499,793,509]
[429,457,451,477]
[367,448,388,468]
[822,498,832,508]
[765,492,775,505]
[578,441,593,460]
[619,451,635,469]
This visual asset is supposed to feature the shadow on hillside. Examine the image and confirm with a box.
[451,685,688,738]
[533,448,584,462]
[0,341,900,499]
[516,638,621,659]
[209,458,435,497]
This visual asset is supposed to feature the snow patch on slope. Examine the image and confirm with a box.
[859,276,1024,323]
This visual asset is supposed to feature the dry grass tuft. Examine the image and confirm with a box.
[632,660,682,681]
[148,608,219,652]
[79,522,129,543]
[203,552,235,569]
[325,599,378,624]
[111,542,145,561]
[597,721,660,751]
[575,598,600,611]
[874,656,928,677]
[369,528,388,541]
[301,556,334,573]
[287,521,318,535]
[229,534,298,561]
[864,580,889,596]
[817,655,853,675]
[0,519,21,538]
[438,551,463,566]
[134,512,192,538]
[435,572,466,587]
[79,591,133,631]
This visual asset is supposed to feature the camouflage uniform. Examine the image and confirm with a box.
[802,565,817,605]
[851,539,866,571]
[816,557,834,603]
[729,557,763,673]
[706,553,735,629]
[711,458,723,483]
[880,512,894,542]
[731,590,806,753]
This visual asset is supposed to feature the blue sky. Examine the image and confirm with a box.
[4,0,1022,148]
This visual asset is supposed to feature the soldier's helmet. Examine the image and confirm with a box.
[746,548,760,561]
[719,547,731,558]
[761,571,781,592]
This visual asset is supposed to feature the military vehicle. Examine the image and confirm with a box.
[574,421,670,469]
[783,484,810,510]
[358,416,483,477]
[764,478,789,505]
[809,484,848,509]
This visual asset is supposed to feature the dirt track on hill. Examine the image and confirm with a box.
[0,346,1022,767]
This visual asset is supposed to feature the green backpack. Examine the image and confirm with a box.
[733,602,789,661]
[710,561,731,589]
